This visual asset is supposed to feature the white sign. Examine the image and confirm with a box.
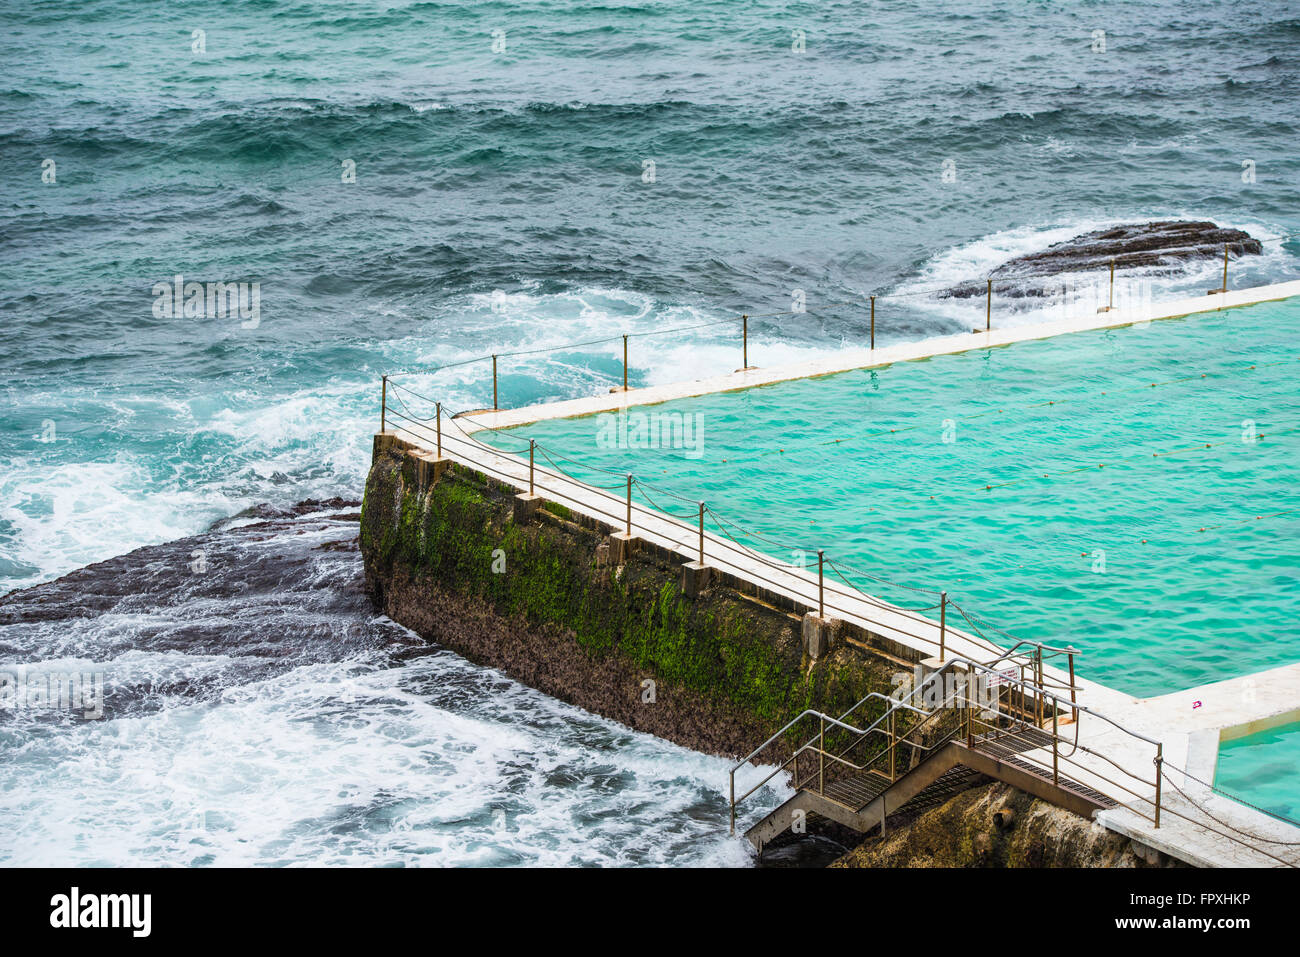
[988,667,1018,688]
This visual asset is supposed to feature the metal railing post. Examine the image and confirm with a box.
[1098,258,1115,313]
[742,314,748,369]
[1052,706,1059,785]
[817,549,824,618]
[1019,662,1026,719]
[986,278,992,331]
[492,354,498,410]
[1154,744,1163,828]
[436,402,442,458]
[1210,243,1230,295]
[1067,646,1078,723]
[380,375,388,433]
[625,475,632,536]
[939,591,947,662]
[623,335,628,391]
[729,771,735,835]
[869,296,875,350]
[529,440,535,496]
[1035,648,1044,726]
[819,715,825,795]
[888,708,896,782]
[698,502,704,565]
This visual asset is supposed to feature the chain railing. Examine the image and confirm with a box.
[382,383,1039,665]
[384,231,1299,409]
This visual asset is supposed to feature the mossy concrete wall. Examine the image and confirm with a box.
[359,439,911,759]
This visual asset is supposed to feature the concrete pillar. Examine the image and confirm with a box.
[513,493,542,524]
[802,613,838,659]
[374,432,414,457]
[680,561,711,598]
[608,532,637,565]
[413,452,450,492]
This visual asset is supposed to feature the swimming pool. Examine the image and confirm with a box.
[486,297,1300,698]
[1216,723,1300,822]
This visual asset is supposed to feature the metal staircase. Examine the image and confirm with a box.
[731,646,1134,855]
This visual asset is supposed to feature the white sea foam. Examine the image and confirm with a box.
[0,648,778,867]
[893,217,1298,332]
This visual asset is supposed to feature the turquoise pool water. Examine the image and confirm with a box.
[486,297,1300,698]
[1217,723,1300,822]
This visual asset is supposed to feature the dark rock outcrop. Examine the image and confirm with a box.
[943,220,1262,298]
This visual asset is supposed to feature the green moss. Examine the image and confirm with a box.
[362,453,896,738]
[540,500,572,520]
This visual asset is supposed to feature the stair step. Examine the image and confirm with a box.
[995,753,1119,809]
[821,771,891,809]
[896,766,984,816]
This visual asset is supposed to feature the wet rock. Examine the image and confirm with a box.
[943,221,1262,298]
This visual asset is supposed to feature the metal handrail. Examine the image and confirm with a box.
[727,694,932,817]
[727,649,1158,834]
[730,681,973,829]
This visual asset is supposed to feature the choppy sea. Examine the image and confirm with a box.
[2,0,1297,865]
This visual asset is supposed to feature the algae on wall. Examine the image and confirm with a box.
[359,446,904,757]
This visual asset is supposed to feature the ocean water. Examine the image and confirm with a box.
[3,0,1299,865]
[0,508,773,866]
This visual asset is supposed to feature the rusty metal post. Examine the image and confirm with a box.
[380,375,388,433]
[742,314,748,369]
[529,440,535,496]
[1018,662,1025,720]
[817,550,824,619]
[1154,744,1163,828]
[986,279,992,331]
[939,591,947,662]
[492,354,498,410]
[1067,646,1078,722]
[729,771,735,835]
[869,296,875,350]
[698,502,704,565]
[623,335,628,391]
[1222,242,1229,292]
[819,715,825,795]
[889,708,896,782]
[1098,258,1115,313]
[436,401,442,458]
[1036,648,1044,726]
[625,475,632,536]
[1052,706,1059,785]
